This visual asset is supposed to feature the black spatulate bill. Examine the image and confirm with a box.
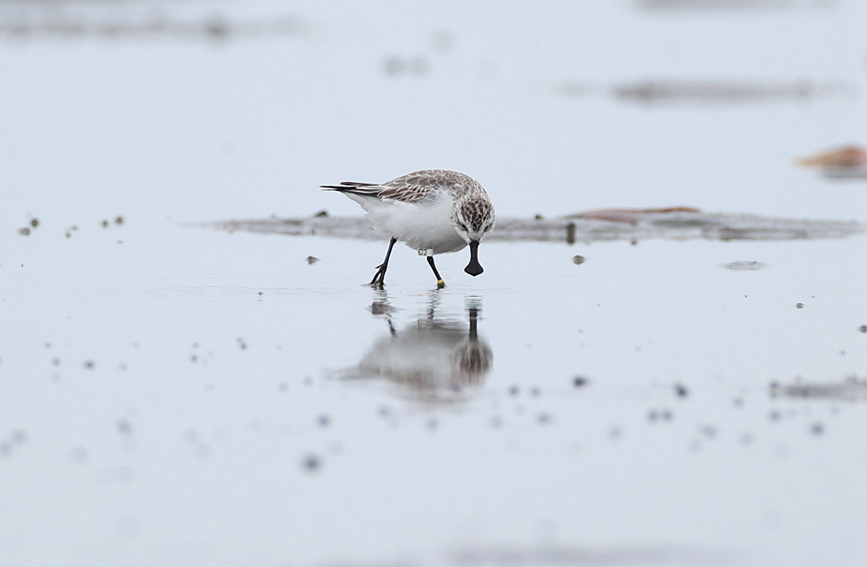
[464,240,484,276]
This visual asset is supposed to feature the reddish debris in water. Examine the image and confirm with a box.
[570,206,702,223]
[796,146,867,168]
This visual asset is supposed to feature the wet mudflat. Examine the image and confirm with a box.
[3,220,867,566]
[2,1,867,566]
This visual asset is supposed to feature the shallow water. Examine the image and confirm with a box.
[2,1,867,566]
[4,220,867,566]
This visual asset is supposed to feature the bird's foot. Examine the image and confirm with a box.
[369,264,387,288]
[436,279,446,289]
[369,275,385,289]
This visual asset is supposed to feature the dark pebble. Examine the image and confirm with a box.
[30,218,39,228]
[648,409,673,422]
[306,256,319,264]
[302,454,322,473]
[859,325,867,333]
[572,255,585,265]
[795,303,804,309]
[116,419,133,436]
[83,360,95,369]
[674,383,689,398]
[572,376,589,388]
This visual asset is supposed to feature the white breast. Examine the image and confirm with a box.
[349,193,468,255]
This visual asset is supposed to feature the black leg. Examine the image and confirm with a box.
[371,237,397,288]
[427,256,445,289]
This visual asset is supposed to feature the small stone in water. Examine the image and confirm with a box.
[572,376,589,388]
[572,255,585,265]
[700,425,717,439]
[796,303,804,309]
[116,420,133,436]
[302,454,322,473]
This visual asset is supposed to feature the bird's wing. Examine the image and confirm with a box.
[377,171,453,203]
[322,170,461,203]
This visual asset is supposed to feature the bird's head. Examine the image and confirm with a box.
[452,198,495,277]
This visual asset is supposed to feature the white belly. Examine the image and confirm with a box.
[349,193,468,255]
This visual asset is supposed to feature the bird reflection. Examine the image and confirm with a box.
[344,292,492,404]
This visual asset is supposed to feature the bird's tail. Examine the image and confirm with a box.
[321,181,382,197]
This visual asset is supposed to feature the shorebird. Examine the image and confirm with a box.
[323,169,495,288]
